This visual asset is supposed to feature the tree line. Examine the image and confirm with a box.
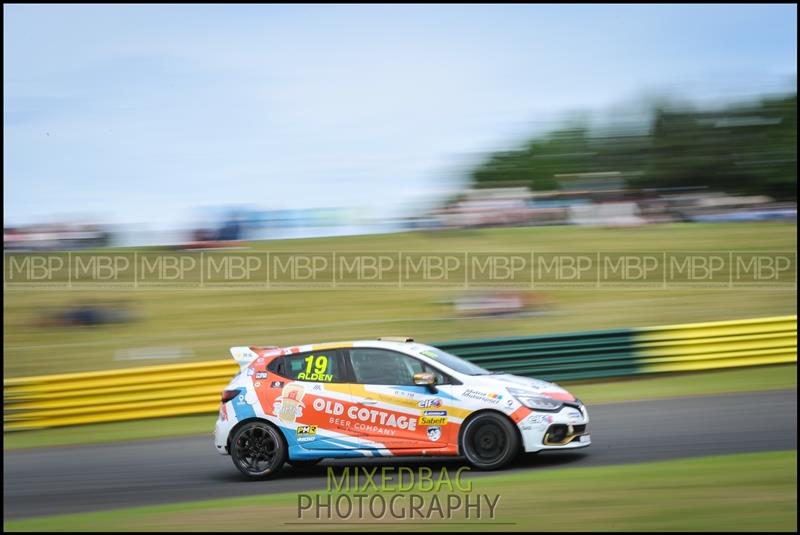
[471,93,797,200]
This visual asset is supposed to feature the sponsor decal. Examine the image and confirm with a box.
[297,354,334,382]
[419,410,448,426]
[274,383,306,423]
[523,413,553,430]
[231,391,257,421]
[270,381,284,388]
[255,371,268,379]
[427,426,442,442]
[246,368,255,376]
[312,398,418,434]
[567,409,583,421]
[417,398,443,408]
[420,350,439,360]
[311,384,324,391]
[296,424,318,443]
[462,389,503,404]
[525,413,554,424]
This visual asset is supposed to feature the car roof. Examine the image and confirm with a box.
[281,339,432,355]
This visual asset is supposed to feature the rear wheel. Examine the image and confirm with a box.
[230,421,287,479]
[461,412,520,470]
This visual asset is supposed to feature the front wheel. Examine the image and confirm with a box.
[460,412,520,470]
[230,421,287,479]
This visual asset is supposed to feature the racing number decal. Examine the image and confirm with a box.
[297,354,333,382]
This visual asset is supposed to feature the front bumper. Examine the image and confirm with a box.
[518,403,591,452]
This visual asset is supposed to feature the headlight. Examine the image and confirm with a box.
[507,388,563,411]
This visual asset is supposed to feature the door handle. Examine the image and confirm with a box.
[359,399,379,405]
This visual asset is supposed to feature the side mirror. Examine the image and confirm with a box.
[413,372,438,393]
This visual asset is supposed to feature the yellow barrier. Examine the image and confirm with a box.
[4,359,237,430]
[636,315,797,373]
[3,315,796,431]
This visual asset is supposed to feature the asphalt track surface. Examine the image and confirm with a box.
[4,389,797,520]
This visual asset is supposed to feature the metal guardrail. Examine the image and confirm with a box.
[4,315,796,431]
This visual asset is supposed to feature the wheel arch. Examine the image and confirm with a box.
[456,408,523,456]
[227,417,288,452]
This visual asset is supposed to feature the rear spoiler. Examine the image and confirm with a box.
[230,347,259,370]
[229,346,282,370]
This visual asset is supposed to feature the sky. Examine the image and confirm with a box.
[4,4,797,228]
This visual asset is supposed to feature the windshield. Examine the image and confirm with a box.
[418,346,492,376]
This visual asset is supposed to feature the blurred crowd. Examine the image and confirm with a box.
[3,223,111,251]
[4,187,797,251]
[419,187,798,229]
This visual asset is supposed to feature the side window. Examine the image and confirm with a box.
[266,356,286,377]
[348,348,429,386]
[283,350,346,383]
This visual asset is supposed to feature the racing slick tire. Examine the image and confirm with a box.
[230,421,287,479]
[460,412,520,470]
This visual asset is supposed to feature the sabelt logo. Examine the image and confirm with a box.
[419,410,448,426]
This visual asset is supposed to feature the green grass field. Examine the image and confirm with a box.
[4,364,795,450]
[3,223,796,378]
[5,450,796,531]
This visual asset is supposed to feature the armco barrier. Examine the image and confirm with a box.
[4,315,796,431]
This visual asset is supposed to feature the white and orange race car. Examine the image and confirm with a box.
[214,337,590,478]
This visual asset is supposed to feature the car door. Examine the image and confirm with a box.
[277,349,362,451]
[345,347,453,451]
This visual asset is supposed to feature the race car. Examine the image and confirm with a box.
[214,337,590,478]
